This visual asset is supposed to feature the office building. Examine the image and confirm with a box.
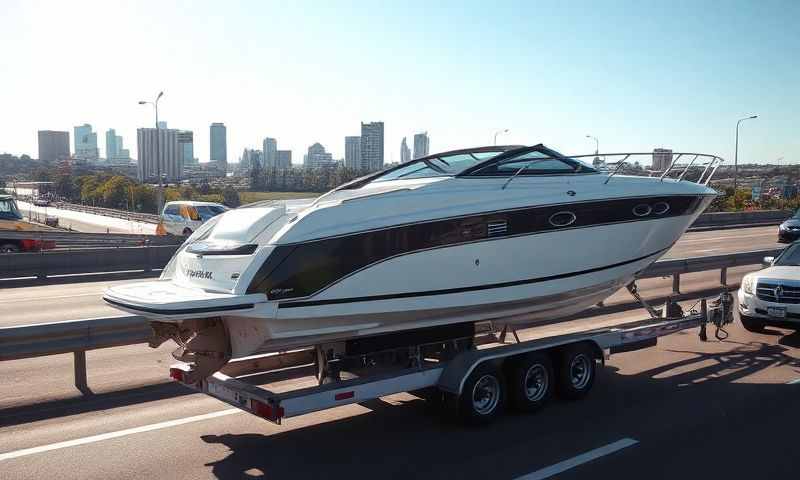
[304,142,335,168]
[137,127,183,182]
[277,150,292,169]
[652,148,673,172]
[177,130,194,168]
[210,122,227,169]
[263,137,278,169]
[413,132,429,159]
[360,121,384,171]
[345,136,361,170]
[74,124,99,161]
[400,137,411,164]
[106,129,118,160]
[37,130,70,162]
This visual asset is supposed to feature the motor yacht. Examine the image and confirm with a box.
[104,144,720,375]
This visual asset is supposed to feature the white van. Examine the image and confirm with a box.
[156,201,228,236]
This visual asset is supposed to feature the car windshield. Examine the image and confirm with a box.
[0,198,22,220]
[371,150,507,183]
[775,244,800,266]
[196,205,227,220]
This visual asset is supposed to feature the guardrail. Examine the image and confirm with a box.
[0,247,783,395]
[0,245,180,279]
[16,195,161,224]
[690,210,790,230]
[0,230,181,250]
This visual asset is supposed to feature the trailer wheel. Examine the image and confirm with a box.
[459,362,505,425]
[508,353,553,413]
[0,243,20,253]
[556,343,596,400]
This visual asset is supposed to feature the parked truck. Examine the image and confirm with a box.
[0,194,57,253]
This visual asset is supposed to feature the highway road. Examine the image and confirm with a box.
[0,224,783,327]
[1,305,799,479]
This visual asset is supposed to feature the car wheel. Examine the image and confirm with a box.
[740,314,765,333]
[182,228,193,236]
[0,243,20,253]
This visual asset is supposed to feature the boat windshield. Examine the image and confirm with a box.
[371,150,507,183]
[0,198,22,221]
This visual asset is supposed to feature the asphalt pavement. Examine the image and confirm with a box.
[0,223,796,479]
[1,306,799,479]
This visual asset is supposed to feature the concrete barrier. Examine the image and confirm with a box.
[691,210,791,229]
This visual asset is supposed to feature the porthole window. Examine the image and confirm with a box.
[652,202,670,215]
[549,211,576,227]
[632,204,652,217]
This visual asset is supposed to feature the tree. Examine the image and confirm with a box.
[197,180,211,195]
[222,186,241,207]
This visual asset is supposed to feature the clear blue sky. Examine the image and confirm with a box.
[1,0,797,165]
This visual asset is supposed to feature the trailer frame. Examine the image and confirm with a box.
[169,295,729,425]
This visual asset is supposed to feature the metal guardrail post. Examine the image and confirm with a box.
[672,273,681,294]
[74,350,90,394]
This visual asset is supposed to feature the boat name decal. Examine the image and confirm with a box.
[270,287,295,297]
[186,269,213,280]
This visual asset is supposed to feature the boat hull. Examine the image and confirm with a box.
[223,211,702,356]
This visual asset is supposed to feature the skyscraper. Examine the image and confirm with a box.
[277,150,292,169]
[262,138,278,169]
[400,137,411,164]
[37,130,70,162]
[210,122,227,168]
[177,130,194,168]
[345,136,361,170]
[137,127,183,182]
[413,132,430,160]
[360,122,384,172]
[304,143,335,168]
[74,124,99,161]
[106,129,118,160]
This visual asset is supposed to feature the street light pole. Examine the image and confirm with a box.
[493,129,509,146]
[139,91,165,211]
[733,114,757,192]
[585,135,599,155]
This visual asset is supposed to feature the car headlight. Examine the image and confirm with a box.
[742,275,754,294]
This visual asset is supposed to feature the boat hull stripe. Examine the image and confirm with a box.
[248,194,707,300]
[277,246,668,309]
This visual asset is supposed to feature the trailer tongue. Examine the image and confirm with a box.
[165,288,734,426]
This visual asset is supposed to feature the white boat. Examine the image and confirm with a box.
[104,145,721,374]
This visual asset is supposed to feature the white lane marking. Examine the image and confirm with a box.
[0,408,240,461]
[787,378,800,384]
[693,249,721,253]
[0,292,100,304]
[515,438,639,480]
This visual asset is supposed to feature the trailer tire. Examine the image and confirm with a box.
[459,362,505,426]
[739,314,765,333]
[556,343,596,401]
[508,353,553,413]
[0,243,20,253]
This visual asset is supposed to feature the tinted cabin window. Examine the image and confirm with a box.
[164,205,180,216]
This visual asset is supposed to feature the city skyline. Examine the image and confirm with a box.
[1,1,797,166]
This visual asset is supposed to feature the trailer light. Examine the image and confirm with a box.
[251,399,284,420]
[169,368,185,383]
[334,391,355,401]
